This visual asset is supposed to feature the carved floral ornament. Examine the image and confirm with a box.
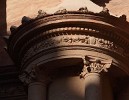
[80,56,112,79]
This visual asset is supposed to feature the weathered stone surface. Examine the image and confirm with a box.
[106,0,129,19]
[0,1,129,100]
[2,0,129,35]
[6,0,61,35]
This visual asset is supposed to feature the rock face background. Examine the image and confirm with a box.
[0,0,129,66]
[0,0,129,35]
[6,0,61,35]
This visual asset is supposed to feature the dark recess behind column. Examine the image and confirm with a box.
[0,0,7,36]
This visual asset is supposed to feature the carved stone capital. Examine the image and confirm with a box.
[19,67,52,85]
[80,56,112,79]
[19,68,36,85]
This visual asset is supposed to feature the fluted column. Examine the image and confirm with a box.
[80,56,112,100]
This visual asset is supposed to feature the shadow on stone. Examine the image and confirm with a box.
[0,0,7,36]
[90,0,111,7]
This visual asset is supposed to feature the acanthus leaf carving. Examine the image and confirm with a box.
[19,67,36,85]
[80,56,112,79]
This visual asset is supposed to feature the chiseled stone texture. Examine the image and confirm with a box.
[1,0,129,65]
[6,0,61,34]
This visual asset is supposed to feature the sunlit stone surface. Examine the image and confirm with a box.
[5,0,129,34]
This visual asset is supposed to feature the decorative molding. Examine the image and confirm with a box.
[22,34,125,64]
[8,7,129,78]
[119,14,127,21]
[78,7,88,13]
[54,9,68,14]
[36,10,47,18]
[21,16,32,24]
[9,13,129,54]
[99,7,109,15]
[10,26,17,33]
[80,56,112,79]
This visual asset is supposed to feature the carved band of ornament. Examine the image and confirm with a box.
[19,26,127,58]
[21,35,125,65]
[80,56,112,79]
[36,7,110,19]
[27,13,106,31]
[12,7,126,46]
[16,27,99,54]
[36,7,89,18]
[19,27,99,56]
[44,27,98,35]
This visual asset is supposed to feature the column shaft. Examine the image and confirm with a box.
[28,82,46,100]
[85,73,102,100]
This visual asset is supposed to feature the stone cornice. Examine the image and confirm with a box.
[8,12,129,46]
[7,8,129,80]
[9,13,129,43]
